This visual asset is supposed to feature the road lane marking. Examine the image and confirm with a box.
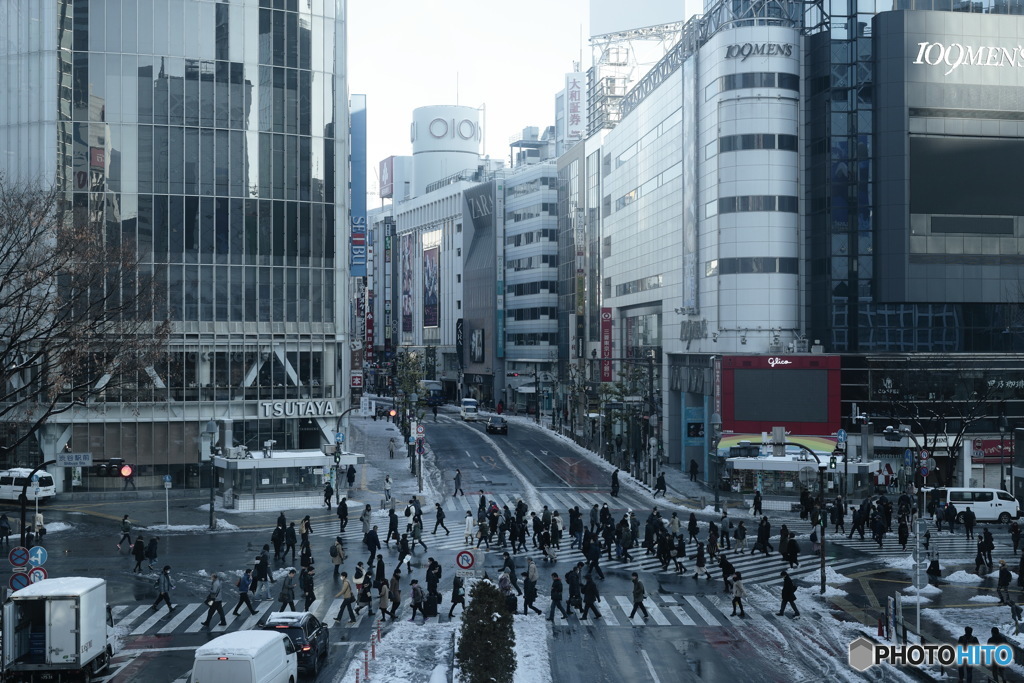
[157,602,201,634]
[683,595,721,626]
[115,605,148,629]
[640,648,662,683]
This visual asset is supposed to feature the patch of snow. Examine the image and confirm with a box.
[817,585,848,598]
[901,595,932,605]
[969,595,1002,603]
[881,555,916,570]
[42,521,72,534]
[146,518,238,533]
[512,613,552,683]
[902,584,942,595]
[823,565,853,584]
[944,570,983,584]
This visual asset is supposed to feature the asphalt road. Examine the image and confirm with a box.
[0,416,914,683]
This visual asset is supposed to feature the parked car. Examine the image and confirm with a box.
[260,611,330,676]
[485,416,508,434]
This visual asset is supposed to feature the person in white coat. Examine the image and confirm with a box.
[464,511,476,545]
[730,571,746,617]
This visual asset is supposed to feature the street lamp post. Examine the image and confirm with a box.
[202,420,219,531]
[999,415,1009,491]
[710,412,723,512]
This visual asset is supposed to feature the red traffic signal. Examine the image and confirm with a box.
[388,409,397,417]
[119,464,134,478]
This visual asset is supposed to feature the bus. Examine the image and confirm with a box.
[0,468,57,503]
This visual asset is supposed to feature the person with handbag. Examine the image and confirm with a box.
[334,572,357,623]
[278,569,297,611]
[448,575,467,618]
[200,573,227,628]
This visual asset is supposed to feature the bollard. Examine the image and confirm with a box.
[371,637,376,660]
[364,649,370,680]
[356,670,360,683]
[377,619,383,642]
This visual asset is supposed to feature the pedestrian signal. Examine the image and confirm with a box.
[119,464,134,478]
[829,456,836,469]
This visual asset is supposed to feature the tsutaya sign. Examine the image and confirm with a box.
[913,42,1024,75]
[260,400,337,418]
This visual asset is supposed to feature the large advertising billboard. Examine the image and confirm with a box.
[379,156,394,199]
[400,234,413,333]
[423,246,439,328]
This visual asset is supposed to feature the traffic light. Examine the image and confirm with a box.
[119,463,134,478]
[333,453,340,465]
[829,456,837,469]
[388,409,397,418]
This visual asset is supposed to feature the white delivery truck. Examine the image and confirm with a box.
[192,630,298,683]
[2,577,113,682]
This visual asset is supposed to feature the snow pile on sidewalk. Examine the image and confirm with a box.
[944,570,983,584]
[901,584,941,595]
[823,565,853,584]
[969,595,1001,603]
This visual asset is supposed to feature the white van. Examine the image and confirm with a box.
[924,487,1021,524]
[460,398,479,422]
[0,469,56,503]
[192,630,297,683]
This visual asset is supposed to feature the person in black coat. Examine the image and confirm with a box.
[752,490,762,516]
[131,537,146,573]
[777,570,800,616]
[449,575,467,617]
[611,469,620,497]
[688,513,700,543]
[373,554,386,589]
[338,497,349,532]
[364,526,381,565]
[581,575,602,620]
[284,523,298,561]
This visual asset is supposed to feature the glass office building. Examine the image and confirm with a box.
[0,0,348,489]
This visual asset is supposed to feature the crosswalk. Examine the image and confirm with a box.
[111,588,799,636]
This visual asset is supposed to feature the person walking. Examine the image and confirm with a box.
[145,537,159,571]
[389,437,396,459]
[330,536,346,576]
[730,571,746,617]
[694,543,709,581]
[433,503,449,535]
[278,569,297,611]
[254,547,274,601]
[628,572,650,619]
[232,569,258,616]
[453,469,464,497]
[997,560,1013,605]
[324,481,334,510]
[364,525,381,565]
[409,579,425,622]
[0,513,10,547]
[150,565,174,613]
[735,521,747,554]
[271,524,285,561]
[346,463,356,488]
[1010,521,1021,554]
[957,626,979,683]
[546,573,568,621]
[581,575,602,620]
[200,573,228,628]
[360,504,372,535]
[521,570,542,615]
[117,514,133,550]
[988,626,1009,683]
[284,523,298,561]
[449,575,467,618]
[388,569,402,619]
[502,553,522,595]
[687,513,700,544]
[338,497,349,532]
[300,565,316,610]
[299,515,313,548]
[654,472,667,498]
[689,459,699,482]
[463,511,476,545]
[377,580,391,621]
[753,490,762,517]
[585,537,605,580]
[963,507,976,540]
[777,570,800,617]
[131,537,146,573]
[610,469,620,497]
[334,572,357,623]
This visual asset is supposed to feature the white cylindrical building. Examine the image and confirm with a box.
[410,105,481,196]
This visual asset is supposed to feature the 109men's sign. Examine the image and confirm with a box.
[913,41,1024,75]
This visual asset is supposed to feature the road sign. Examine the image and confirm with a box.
[913,567,929,589]
[28,547,46,567]
[408,435,416,445]
[919,466,929,477]
[904,449,914,466]
[27,567,47,584]
[916,519,929,535]
[416,424,424,436]
[8,546,29,568]
[919,449,930,461]
[417,445,425,456]
[9,573,29,591]
[455,550,475,570]
[163,475,172,483]
[56,452,93,467]
[456,569,481,579]
[837,429,847,443]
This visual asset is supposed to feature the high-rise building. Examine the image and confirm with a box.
[0,0,349,491]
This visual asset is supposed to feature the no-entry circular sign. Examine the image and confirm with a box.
[27,567,47,584]
[456,550,475,570]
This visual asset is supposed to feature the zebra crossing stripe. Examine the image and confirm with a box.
[613,595,645,625]
[130,606,169,636]
[157,602,201,634]
[683,595,721,627]
[236,601,276,630]
[115,605,148,630]
[645,601,670,626]
[598,600,619,626]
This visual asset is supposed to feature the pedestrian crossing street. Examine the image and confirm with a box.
[778,518,1014,557]
[110,588,797,636]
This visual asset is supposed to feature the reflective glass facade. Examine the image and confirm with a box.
[0,0,346,484]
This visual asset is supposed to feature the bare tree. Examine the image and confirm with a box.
[870,356,1005,486]
[0,176,170,463]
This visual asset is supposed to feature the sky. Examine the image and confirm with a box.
[347,0,590,206]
